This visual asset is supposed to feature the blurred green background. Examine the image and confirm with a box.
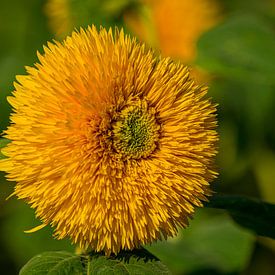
[0,0,275,274]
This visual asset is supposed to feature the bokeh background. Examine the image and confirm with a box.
[0,0,275,274]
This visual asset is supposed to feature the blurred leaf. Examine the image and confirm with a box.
[1,200,74,267]
[196,14,275,82]
[19,251,171,275]
[206,194,275,239]
[197,14,275,149]
[0,138,10,159]
[0,138,10,147]
[102,0,139,16]
[146,209,254,274]
[0,0,51,132]
[222,0,275,20]
[253,150,275,204]
[69,0,128,32]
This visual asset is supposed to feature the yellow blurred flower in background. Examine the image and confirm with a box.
[45,0,221,64]
[125,0,222,63]
[0,26,218,255]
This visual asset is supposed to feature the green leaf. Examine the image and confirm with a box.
[196,14,275,82]
[146,209,254,274]
[205,194,275,239]
[197,14,275,144]
[87,255,171,274]
[19,251,85,275]
[0,138,10,159]
[69,0,127,36]
[20,250,171,275]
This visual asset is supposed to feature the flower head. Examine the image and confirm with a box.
[0,26,218,255]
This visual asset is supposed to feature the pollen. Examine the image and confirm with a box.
[112,99,160,160]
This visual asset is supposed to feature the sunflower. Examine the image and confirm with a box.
[0,26,218,255]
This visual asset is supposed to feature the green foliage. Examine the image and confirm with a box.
[196,14,275,81]
[0,0,51,132]
[196,11,275,200]
[69,0,138,33]
[0,138,10,159]
[196,14,275,130]
[86,254,171,274]
[146,209,255,274]
[19,251,85,275]
[206,194,275,239]
[19,251,171,275]
[1,200,74,267]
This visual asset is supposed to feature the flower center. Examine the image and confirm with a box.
[112,101,160,159]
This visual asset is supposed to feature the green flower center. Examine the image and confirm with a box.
[112,102,160,159]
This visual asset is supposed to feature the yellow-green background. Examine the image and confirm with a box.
[0,0,275,274]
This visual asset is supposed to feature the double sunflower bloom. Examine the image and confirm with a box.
[0,26,218,255]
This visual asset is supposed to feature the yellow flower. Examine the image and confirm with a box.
[0,26,218,255]
[125,0,221,63]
